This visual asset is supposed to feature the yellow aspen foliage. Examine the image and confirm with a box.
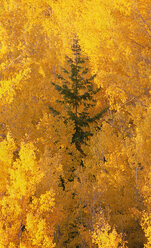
[141,212,151,248]
[0,135,56,247]
[106,86,128,111]
[92,211,127,248]
[0,0,151,247]
[81,113,145,247]
[138,108,151,247]
[0,132,15,193]
[25,191,55,248]
[0,0,62,142]
[0,69,31,104]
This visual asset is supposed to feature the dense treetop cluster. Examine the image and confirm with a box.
[0,0,151,247]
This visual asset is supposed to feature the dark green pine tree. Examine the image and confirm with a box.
[49,39,107,155]
[50,40,108,248]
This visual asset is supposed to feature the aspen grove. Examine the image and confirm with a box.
[0,0,151,247]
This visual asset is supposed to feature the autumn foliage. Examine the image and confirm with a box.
[0,0,151,247]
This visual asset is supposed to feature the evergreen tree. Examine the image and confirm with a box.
[50,39,107,155]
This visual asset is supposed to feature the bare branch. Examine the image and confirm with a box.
[0,54,23,78]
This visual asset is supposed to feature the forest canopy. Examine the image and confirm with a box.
[0,0,151,247]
